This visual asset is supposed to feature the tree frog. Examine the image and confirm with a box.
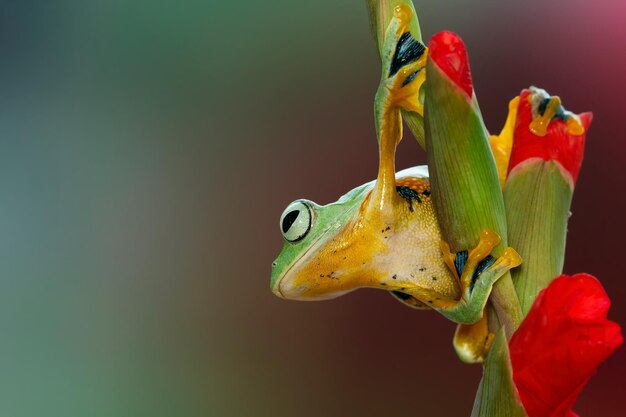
[270,5,521,329]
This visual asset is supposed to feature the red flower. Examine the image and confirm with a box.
[507,88,592,184]
[428,31,473,97]
[509,274,623,417]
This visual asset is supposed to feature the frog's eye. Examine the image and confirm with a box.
[280,200,313,243]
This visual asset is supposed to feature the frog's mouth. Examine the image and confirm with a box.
[271,227,328,299]
[272,225,347,301]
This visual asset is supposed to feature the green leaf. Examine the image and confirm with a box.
[504,160,574,315]
[424,54,522,335]
[471,329,527,417]
[402,109,425,149]
[424,58,505,251]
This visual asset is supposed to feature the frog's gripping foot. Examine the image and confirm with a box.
[377,5,428,116]
[529,92,585,137]
[438,230,522,324]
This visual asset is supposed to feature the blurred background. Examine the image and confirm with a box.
[0,0,624,416]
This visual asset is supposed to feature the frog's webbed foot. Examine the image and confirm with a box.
[376,5,428,117]
[490,88,587,189]
[527,90,585,137]
[436,230,522,324]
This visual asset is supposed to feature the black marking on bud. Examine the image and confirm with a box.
[396,186,421,212]
[422,189,431,197]
[389,32,426,78]
[392,274,398,279]
[454,251,468,278]
[282,210,299,234]
[470,255,496,293]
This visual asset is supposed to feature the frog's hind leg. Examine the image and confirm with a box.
[436,230,522,324]
[368,5,428,215]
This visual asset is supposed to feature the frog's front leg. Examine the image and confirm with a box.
[436,230,522,324]
[368,5,428,215]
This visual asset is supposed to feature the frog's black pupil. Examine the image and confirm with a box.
[282,210,300,234]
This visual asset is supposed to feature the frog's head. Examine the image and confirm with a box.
[271,166,437,301]
[270,179,374,300]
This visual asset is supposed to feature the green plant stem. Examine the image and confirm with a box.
[470,329,528,417]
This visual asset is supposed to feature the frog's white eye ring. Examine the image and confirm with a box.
[280,200,313,243]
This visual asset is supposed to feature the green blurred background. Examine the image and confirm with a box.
[1,0,624,415]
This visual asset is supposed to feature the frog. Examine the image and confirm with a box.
[270,5,522,357]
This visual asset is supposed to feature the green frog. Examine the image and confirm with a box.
[270,5,521,361]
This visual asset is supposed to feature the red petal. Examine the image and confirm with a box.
[508,89,591,184]
[510,274,623,417]
[428,31,473,97]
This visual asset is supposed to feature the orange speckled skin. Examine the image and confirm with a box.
[274,168,460,308]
